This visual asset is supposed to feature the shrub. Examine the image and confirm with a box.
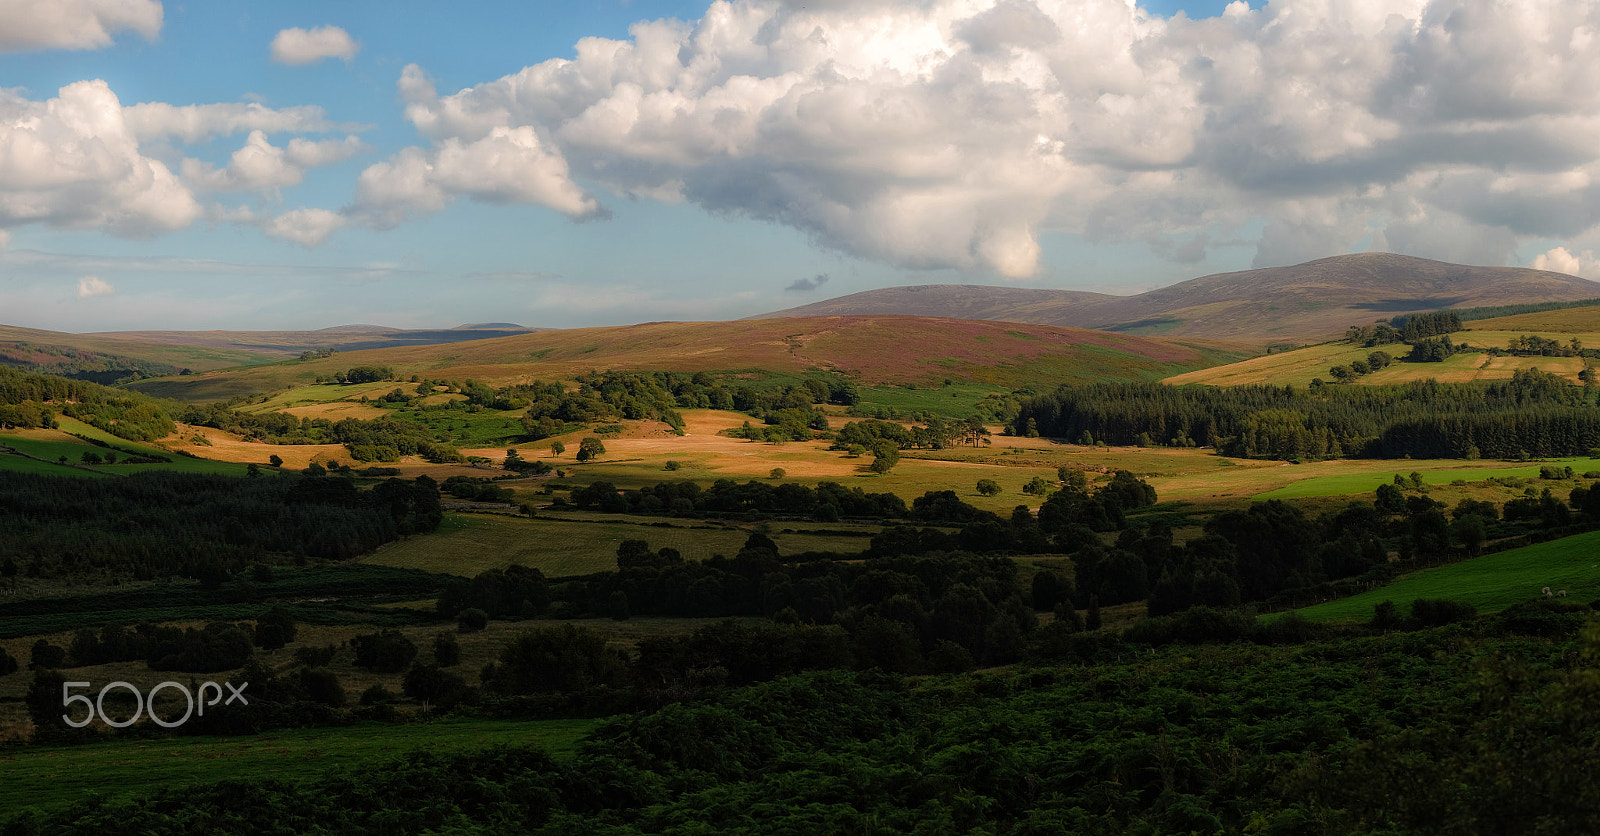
[350,629,418,673]
[1410,598,1477,627]
[298,667,347,707]
[458,608,489,633]
[360,683,396,705]
[434,632,461,667]
[294,644,339,668]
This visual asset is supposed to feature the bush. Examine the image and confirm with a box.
[29,639,65,670]
[1410,598,1476,627]
[976,479,1001,497]
[360,683,397,705]
[294,644,339,668]
[350,629,419,673]
[298,667,347,707]
[434,632,461,667]
[403,663,467,706]
[0,646,17,677]
[458,608,489,633]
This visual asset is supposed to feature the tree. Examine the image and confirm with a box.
[458,608,489,633]
[976,479,1001,496]
[770,468,786,479]
[869,439,899,474]
[350,629,418,673]
[434,632,461,667]
[576,437,606,462]
[550,441,566,457]
[1022,476,1052,495]
[268,454,283,467]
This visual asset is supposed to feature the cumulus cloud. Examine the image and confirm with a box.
[0,0,161,53]
[333,0,1600,275]
[785,273,830,292]
[183,131,366,194]
[1532,246,1593,276]
[0,80,201,236]
[75,276,114,298]
[262,207,346,247]
[270,25,359,66]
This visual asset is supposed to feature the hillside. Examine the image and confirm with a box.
[125,315,1251,403]
[755,253,1600,343]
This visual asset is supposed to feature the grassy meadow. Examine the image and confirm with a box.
[362,512,874,578]
[1292,530,1600,622]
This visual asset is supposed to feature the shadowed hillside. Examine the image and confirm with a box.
[126,316,1251,403]
[755,254,1600,343]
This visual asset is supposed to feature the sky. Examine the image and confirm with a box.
[3,0,1600,333]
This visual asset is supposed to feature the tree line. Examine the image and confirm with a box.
[1012,370,1600,459]
[0,470,441,584]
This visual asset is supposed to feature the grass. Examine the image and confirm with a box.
[0,451,110,478]
[126,317,1241,403]
[362,512,872,577]
[1292,530,1600,622]
[1254,458,1600,500]
[1165,341,1587,387]
[55,418,254,476]
[0,717,597,814]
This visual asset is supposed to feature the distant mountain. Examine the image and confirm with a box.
[752,254,1600,343]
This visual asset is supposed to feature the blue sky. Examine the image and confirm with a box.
[2,0,1595,332]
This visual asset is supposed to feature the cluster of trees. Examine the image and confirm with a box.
[314,365,394,384]
[1343,311,1463,346]
[1405,335,1464,362]
[1502,334,1587,357]
[1012,371,1600,459]
[570,478,912,520]
[1327,350,1392,381]
[0,366,173,441]
[832,416,991,451]
[0,471,441,583]
[178,405,464,463]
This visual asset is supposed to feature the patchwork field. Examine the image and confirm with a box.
[1165,343,1587,387]
[362,512,874,578]
[1253,457,1600,500]
[0,418,252,478]
[1292,530,1600,622]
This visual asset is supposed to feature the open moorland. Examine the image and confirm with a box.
[9,280,1600,832]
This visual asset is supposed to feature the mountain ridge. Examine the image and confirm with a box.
[752,253,1600,343]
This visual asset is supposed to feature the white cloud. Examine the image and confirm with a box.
[338,0,1600,276]
[1532,246,1594,277]
[0,80,200,236]
[75,276,114,298]
[270,25,359,66]
[122,101,353,144]
[348,103,603,232]
[263,207,346,247]
[182,131,365,194]
[0,0,161,53]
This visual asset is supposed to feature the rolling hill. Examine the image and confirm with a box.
[754,253,1600,343]
[125,315,1252,403]
[0,322,549,381]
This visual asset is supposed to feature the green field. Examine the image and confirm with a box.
[0,451,110,477]
[0,717,595,813]
[363,512,873,577]
[1292,530,1600,622]
[1253,458,1600,500]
